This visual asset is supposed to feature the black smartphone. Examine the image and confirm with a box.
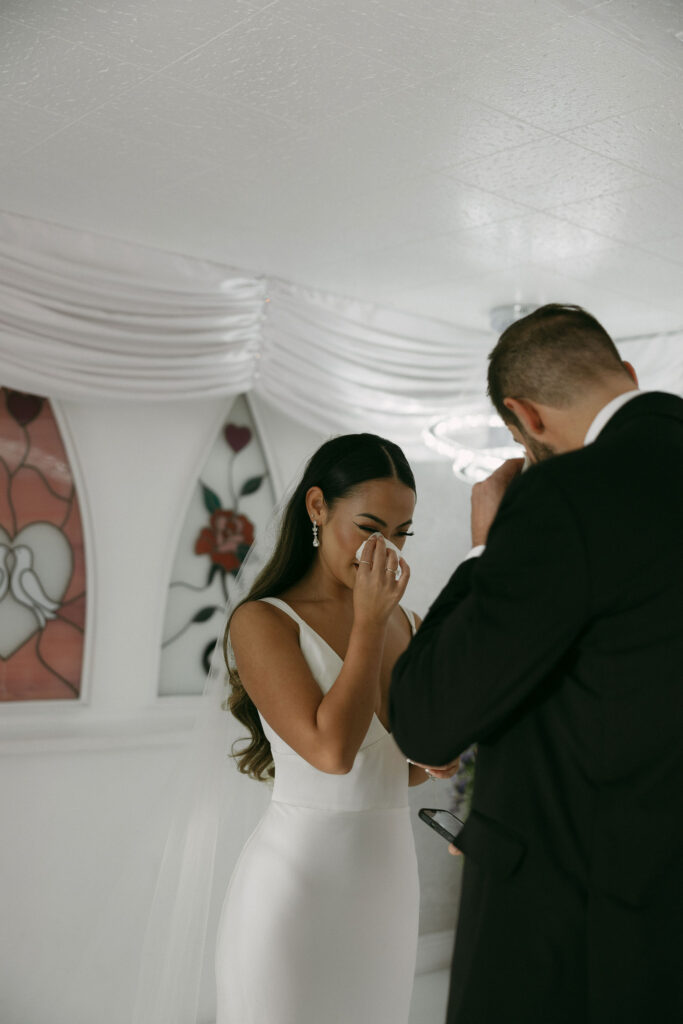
[418,807,465,845]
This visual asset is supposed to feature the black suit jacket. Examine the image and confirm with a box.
[390,392,683,1024]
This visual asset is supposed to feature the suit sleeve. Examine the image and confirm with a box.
[389,470,590,766]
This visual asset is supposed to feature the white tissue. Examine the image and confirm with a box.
[355,533,403,580]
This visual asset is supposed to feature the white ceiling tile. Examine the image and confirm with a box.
[550,245,683,317]
[227,90,546,207]
[0,163,105,229]
[1,0,682,341]
[316,231,513,301]
[0,0,265,70]
[563,103,683,189]
[547,0,607,10]
[157,167,315,240]
[375,279,494,332]
[86,74,294,168]
[155,143,410,251]
[231,118,424,200]
[0,16,149,119]
[552,181,683,245]
[0,97,68,164]
[342,177,529,249]
[355,81,548,171]
[445,136,650,210]
[458,14,673,133]
[638,234,683,265]
[101,165,529,276]
[0,122,213,212]
[162,8,415,129]
[382,264,605,332]
[574,0,683,74]
[451,211,615,268]
[270,0,569,80]
[394,261,679,337]
[231,174,526,262]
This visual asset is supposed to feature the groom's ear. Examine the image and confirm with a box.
[503,397,545,437]
[622,361,639,387]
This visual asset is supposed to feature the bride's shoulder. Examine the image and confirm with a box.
[230,598,298,645]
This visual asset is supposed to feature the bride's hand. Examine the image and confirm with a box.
[353,534,410,626]
[408,756,460,780]
[411,757,458,778]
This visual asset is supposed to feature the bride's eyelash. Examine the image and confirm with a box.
[356,524,414,537]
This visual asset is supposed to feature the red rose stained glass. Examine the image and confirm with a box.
[195,509,255,574]
[0,388,86,700]
[159,395,274,696]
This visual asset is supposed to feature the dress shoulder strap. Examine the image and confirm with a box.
[259,596,303,627]
[401,606,417,636]
[263,596,417,637]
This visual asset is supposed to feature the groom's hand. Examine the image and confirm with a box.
[471,458,525,547]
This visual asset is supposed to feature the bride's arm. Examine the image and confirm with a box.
[231,537,410,775]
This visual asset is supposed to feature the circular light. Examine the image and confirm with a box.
[423,400,524,484]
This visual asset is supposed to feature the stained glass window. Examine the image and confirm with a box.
[159,395,275,696]
[0,389,87,700]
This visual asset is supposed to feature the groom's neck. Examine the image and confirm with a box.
[546,378,639,453]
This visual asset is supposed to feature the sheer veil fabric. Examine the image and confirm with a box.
[130,477,296,1024]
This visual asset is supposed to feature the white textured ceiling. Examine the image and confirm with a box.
[1,0,682,339]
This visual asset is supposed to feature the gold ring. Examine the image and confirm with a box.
[385,568,397,575]
[359,559,372,565]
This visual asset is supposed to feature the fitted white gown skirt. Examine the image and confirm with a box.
[216,598,420,1024]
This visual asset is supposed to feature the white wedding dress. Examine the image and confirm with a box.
[215,597,420,1024]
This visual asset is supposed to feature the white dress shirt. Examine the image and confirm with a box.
[465,390,643,561]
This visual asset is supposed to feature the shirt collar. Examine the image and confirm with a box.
[583,390,642,447]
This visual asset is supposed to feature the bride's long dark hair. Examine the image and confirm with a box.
[224,432,416,782]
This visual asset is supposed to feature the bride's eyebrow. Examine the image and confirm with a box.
[356,513,413,528]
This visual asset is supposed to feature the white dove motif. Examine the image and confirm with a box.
[0,544,10,602]
[9,545,60,629]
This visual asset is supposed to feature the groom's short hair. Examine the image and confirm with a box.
[488,304,626,425]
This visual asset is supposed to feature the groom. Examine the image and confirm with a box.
[390,305,683,1024]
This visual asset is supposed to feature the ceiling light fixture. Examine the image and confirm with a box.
[423,304,536,484]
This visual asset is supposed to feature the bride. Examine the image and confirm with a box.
[215,432,457,1024]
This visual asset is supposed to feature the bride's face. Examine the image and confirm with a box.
[313,477,416,589]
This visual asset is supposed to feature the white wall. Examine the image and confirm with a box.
[0,392,472,1024]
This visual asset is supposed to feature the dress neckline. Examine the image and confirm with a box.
[263,597,415,650]
[262,596,346,664]
[261,596,407,736]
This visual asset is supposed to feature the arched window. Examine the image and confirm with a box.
[0,389,86,700]
[159,396,275,696]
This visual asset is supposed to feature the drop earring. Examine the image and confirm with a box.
[312,521,319,548]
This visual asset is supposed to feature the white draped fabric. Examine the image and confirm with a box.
[1,209,682,452]
[260,279,487,451]
[0,211,265,401]
[0,210,489,456]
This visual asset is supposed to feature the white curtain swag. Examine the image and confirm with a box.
[1,210,681,452]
